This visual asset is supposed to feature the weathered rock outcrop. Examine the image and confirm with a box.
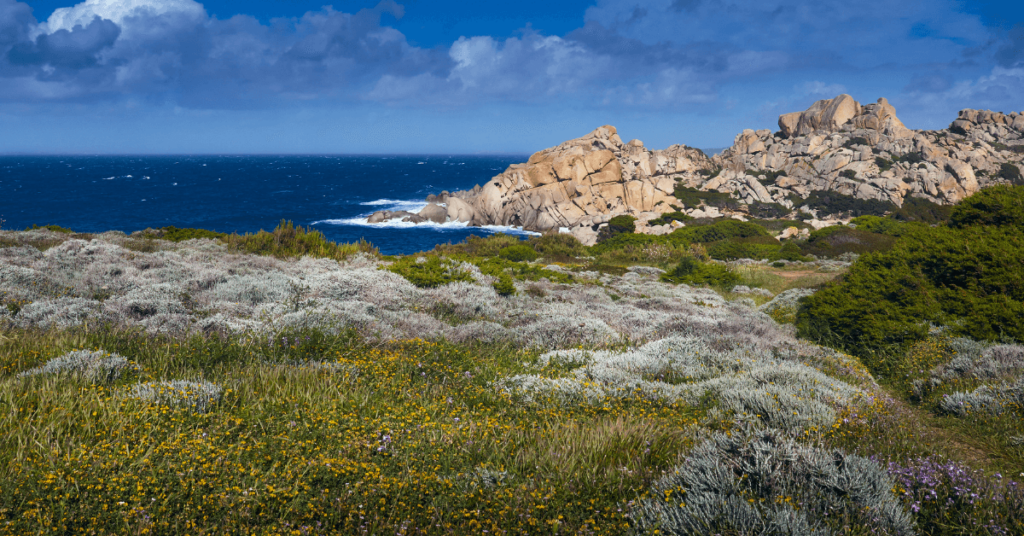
[368,95,1024,245]
[370,125,713,244]
[711,95,1023,207]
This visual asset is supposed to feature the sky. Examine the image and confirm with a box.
[0,0,1022,154]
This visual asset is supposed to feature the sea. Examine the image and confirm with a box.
[0,155,534,255]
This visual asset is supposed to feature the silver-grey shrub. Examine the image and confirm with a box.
[14,297,110,330]
[128,380,223,412]
[635,428,914,536]
[18,349,137,383]
[497,336,863,432]
[759,288,815,318]
[938,378,1024,417]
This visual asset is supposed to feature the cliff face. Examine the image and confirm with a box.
[368,95,1024,245]
[711,95,1024,208]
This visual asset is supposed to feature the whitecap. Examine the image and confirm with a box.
[359,199,429,213]
[101,176,115,180]
[314,216,540,236]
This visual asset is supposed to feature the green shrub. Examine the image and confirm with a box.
[497,244,539,262]
[875,156,894,172]
[387,256,475,288]
[843,137,870,148]
[492,273,516,296]
[673,220,771,244]
[596,215,636,243]
[673,186,741,210]
[440,233,523,257]
[528,233,585,258]
[747,200,790,219]
[471,256,575,284]
[839,169,858,180]
[159,226,227,242]
[997,163,1023,185]
[646,212,692,226]
[661,256,739,287]
[798,190,895,217]
[893,196,954,224]
[799,225,896,257]
[797,186,1024,366]
[588,232,670,255]
[949,184,1024,228]
[27,224,74,233]
[849,215,923,237]
[607,215,636,233]
[897,152,925,165]
[225,220,378,261]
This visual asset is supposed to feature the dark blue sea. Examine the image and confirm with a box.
[0,155,532,255]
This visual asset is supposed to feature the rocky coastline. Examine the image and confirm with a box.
[367,95,1024,245]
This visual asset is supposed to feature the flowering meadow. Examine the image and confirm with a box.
[1,226,1022,535]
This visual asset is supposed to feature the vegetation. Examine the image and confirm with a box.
[225,220,378,261]
[797,189,896,217]
[893,196,955,223]
[497,244,538,263]
[798,185,1024,365]
[997,162,1023,184]
[387,255,476,288]
[26,224,74,234]
[6,185,1024,535]
[646,211,691,226]
[672,185,742,210]
[596,215,637,243]
[660,256,739,286]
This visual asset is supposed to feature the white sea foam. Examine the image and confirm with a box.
[358,199,430,213]
[315,216,538,236]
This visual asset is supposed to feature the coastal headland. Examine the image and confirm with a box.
[368,95,1024,244]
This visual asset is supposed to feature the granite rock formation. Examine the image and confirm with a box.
[367,95,1024,245]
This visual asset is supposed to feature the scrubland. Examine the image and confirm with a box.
[1,189,1023,535]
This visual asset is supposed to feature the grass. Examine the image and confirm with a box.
[0,327,704,535]
[3,208,1023,535]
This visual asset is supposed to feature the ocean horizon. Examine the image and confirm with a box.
[0,154,534,255]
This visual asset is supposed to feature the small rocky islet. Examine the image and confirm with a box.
[368,94,1024,245]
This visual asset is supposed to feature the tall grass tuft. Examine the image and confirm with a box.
[224,220,379,261]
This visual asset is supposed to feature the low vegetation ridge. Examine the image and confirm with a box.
[1,187,1023,534]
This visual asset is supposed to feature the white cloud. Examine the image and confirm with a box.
[800,81,847,97]
[38,0,205,35]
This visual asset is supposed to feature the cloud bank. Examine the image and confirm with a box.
[0,0,1021,151]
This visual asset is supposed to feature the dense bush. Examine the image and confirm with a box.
[387,256,475,288]
[527,233,586,258]
[673,220,770,244]
[26,224,73,234]
[17,349,137,383]
[893,196,954,224]
[497,244,538,262]
[798,190,896,217]
[746,200,790,219]
[158,226,227,242]
[673,186,742,210]
[596,215,637,243]
[224,220,378,261]
[843,136,870,148]
[636,429,913,536]
[797,186,1024,364]
[798,225,896,257]
[948,184,1024,228]
[998,163,1023,184]
[661,256,739,287]
[491,273,517,296]
[646,212,692,226]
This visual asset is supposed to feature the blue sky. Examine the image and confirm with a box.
[1,0,1022,154]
